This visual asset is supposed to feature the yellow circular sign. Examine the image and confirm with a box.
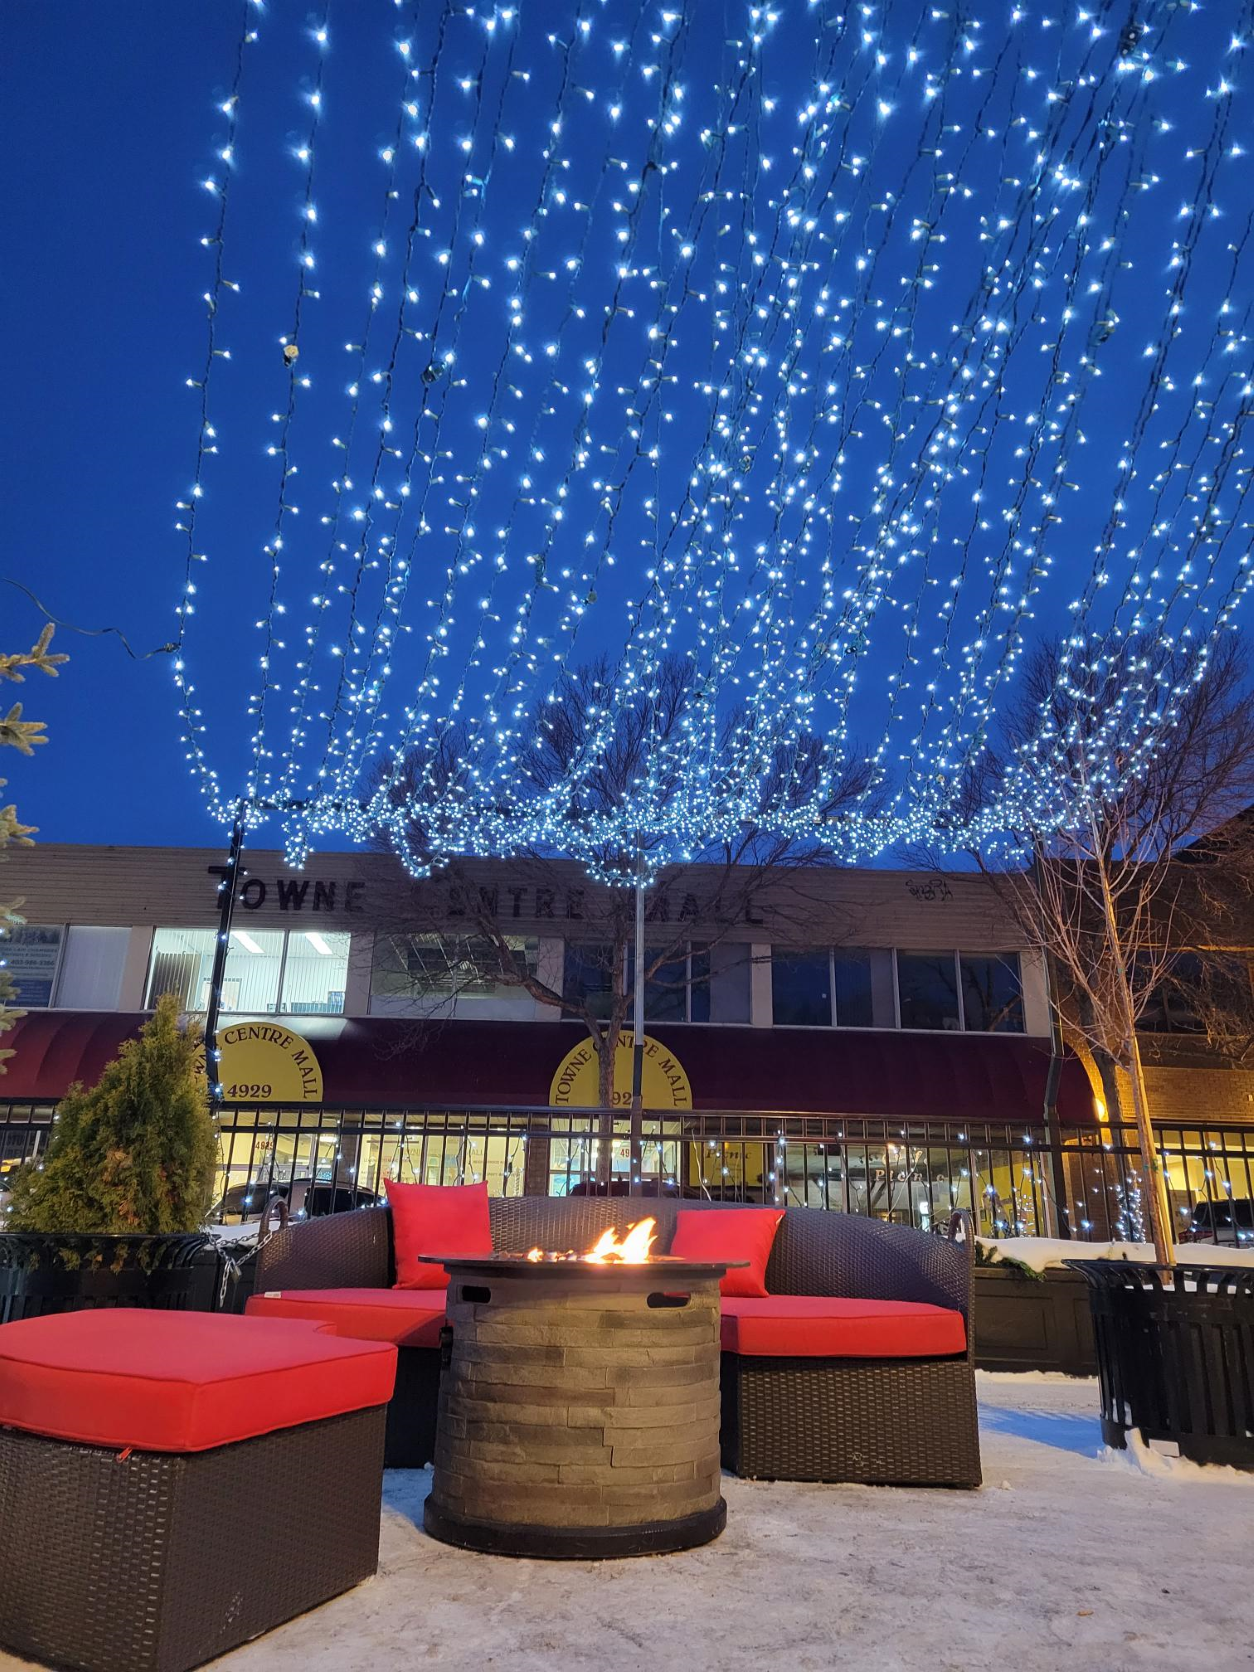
[195,1022,324,1103]
[549,1032,692,1110]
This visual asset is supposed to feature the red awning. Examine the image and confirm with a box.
[0,1012,1097,1126]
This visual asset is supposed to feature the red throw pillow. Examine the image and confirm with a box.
[669,1208,784,1299]
[386,1180,493,1290]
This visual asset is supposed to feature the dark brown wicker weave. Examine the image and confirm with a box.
[255,1199,980,1487]
[0,1405,387,1672]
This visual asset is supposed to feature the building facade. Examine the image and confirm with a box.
[0,841,1073,1098]
[1,842,1248,1237]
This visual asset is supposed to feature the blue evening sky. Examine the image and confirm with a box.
[1,2,1247,855]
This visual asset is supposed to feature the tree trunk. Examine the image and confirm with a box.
[1087,822,1176,1267]
[1125,1034,1176,1265]
[1093,1048,1123,1126]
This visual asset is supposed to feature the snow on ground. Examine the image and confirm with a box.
[4,1374,1253,1672]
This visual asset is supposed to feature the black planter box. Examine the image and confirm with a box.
[974,1265,1096,1377]
[0,1233,220,1324]
[1067,1261,1254,1470]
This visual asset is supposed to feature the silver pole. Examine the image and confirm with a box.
[628,843,646,1197]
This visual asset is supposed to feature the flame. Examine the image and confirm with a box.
[584,1218,657,1264]
[522,1217,658,1265]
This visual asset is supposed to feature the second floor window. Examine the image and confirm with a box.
[565,941,750,1024]
[1139,952,1210,1035]
[897,951,1023,1033]
[371,933,539,1004]
[144,927,350,1016]
[959,953,1025,1033]
[896,952,961,1031]
[771,948,886,1027]
[773,947,1023,1032]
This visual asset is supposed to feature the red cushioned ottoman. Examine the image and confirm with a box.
[0,1309,397,1672]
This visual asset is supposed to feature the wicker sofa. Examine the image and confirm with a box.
[249,1197,981,1488]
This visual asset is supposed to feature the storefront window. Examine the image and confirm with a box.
[145,927,348,1015]
[372,934,455,1000]
[771,948,890,1028]
[896,952,961,1031]
[959,953,1024,1033]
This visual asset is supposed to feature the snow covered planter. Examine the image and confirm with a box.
[974,1238,1254,1379]
[1066,1260,1254,1470]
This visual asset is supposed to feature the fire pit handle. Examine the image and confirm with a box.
[438,1323,454,1369]
[647,1291,691,1310]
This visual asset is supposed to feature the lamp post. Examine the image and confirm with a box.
[203,804,247,1105]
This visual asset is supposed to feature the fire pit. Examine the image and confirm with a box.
[423,1220,731,1558]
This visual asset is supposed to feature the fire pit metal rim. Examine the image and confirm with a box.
[419,1252,744,1280]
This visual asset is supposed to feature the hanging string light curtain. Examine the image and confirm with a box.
[170,0,1254,876]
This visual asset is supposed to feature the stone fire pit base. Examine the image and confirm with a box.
[424,1255,728,1560]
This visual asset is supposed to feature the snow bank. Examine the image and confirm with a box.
[1105,1430,1254,1487]
[977,1236,1254,1273]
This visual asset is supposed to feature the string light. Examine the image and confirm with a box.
[165,2,1254,875]
[274,12,432,818]
[171,0,259,817]
[243,3,331,811]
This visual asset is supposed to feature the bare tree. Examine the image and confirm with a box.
[365,657,872,1181]
[969,633,1254,1263]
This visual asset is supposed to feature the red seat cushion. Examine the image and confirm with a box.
[668,1208,784,1298]
[386,1179,494,1290]
[0,1309,397,1453]
[247,1288,446,1348]
[720,1296,967,1358]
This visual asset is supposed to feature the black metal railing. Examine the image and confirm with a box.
[4,1100,1251,1244]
